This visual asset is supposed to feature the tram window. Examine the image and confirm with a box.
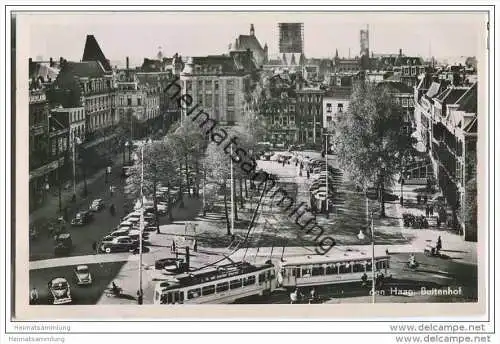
[202,285,215,296]
[160,294,168,304]
[376,261,383,270]
[187,288,201,299]
[174,292,180,303]
[302,267,312,277]
[155,291,160,301]
[312,265,323,276]
[339,264,351,274]
[386,260,390,269]
[243,275,256,286]
[216,282,229,292]
[291,267,300,277]
[326,265,338,275]
[366,263,372,272]
[258,273,265,284]
[179,291,184,302]
[230,279,242,289]
[270,269,275,278]
[353,263,364,273]
[167,292,173,304]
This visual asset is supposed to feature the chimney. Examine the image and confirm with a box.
[59,57,63,65]
[250,24,255,36]
[399,49,403,57]
[49,57,53,67]
[126,56,129,71]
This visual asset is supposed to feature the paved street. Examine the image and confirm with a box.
[28,150,478,305]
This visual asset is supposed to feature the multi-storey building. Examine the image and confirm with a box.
[180,50,257,125]
[376,80,415,134]
[296,87,324,145]
[230,24,268,67]
[414,77,478,241]
[261,94,298,144]
[322,87,351,132]
[51,106,86,147]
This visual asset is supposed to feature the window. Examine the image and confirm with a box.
[337,103,344,113]
[127,98,132,106]
[202,285,215,296]
[138,98,142,106]
[325,264,338,275]
[230,279,242,289]
[214,80,219,90]
[365,262,372,272]
[205,95,212,107]
[205,80,212,88]
[187,288,201,299]
[353,262,365,273]
[402,98,408,107]
[339,263,351,274]
[197,80,203,90]
[226,79,234,90]
[326,103,332,113]
[243,275,256,286]
[216,282,229,293]
[311,265,324,276]
[186,81,192,93]
[258,273,265,284]
[227,93,235,107]
[227,110,235,122]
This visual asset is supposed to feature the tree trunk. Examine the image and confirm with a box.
[178,161,184,208]
[185,156,190,197]
[244,178,248,198]
[239,177,244,209]
[195,160,200,198]
[223,183,231,235]
[379,180,386,218]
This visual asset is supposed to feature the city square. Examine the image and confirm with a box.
[27,14,479,306]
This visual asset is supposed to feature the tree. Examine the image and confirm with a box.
[331,82,415,217]
[126,140,179,227]
[464,142,477,240]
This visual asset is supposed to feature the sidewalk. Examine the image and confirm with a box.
[29,152,123,225]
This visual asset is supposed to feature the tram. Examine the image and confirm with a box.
[277,247,391,288]
[153,261,277,304]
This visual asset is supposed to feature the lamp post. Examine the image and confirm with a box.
[323,133,329,218]
[358,210,376,304]
[138,144,145,305]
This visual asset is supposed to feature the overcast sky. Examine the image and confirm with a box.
[23,11,486,67]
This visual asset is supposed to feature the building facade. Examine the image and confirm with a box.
[322,87,351,132]
[180,52,256,125]
[414,78,478,241]
[296,87,324,145]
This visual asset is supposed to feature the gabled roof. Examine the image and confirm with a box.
[457,83,477,113]
[434,87,468,104]
[82,35,112,71]
[463,117,477,133]
[63,61,107,78]
[426,81,442,98]
[29,61,60,81]
[236,34,264,53]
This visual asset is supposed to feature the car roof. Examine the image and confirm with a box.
[76,265,88,269]
[115,235,131,240]
[50,277,68,284]
[92,199,103,203]
[57,233,71,239]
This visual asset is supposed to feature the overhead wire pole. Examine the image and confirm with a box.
[230,144,234,236]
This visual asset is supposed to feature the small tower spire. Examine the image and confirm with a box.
[250,24,255,36]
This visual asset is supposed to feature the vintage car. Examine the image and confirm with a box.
[47,277,72,305]
[54,233,72,256]
[89,199,105,212]
[99,236,136,254]
[70,210,94,226]
[74,265,92,286]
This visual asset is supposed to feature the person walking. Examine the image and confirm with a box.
[436,236,442,252]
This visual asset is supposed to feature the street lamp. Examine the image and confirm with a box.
[72,136,82,201]
[357,210,377,304]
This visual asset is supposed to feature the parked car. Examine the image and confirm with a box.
[74,265,92,286]
[89,199,105,212]
[262,152,273,161]
[70,211,94,227]
[99,236,136,253]
[154,257,185,270]
[47,277,72,305]
[108,229,130,238]
[128,229,150,243]
[54,233,72,256]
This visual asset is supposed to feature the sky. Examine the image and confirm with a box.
[22,11,486,67]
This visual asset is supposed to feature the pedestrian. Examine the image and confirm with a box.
[193,239,198,252]
[430,205,434,216]
[109,185,114,197]
[436,236,442,252]
[416,194,421,204]
[171,240,176,253]
[423,195,428,204]
[307,170,310,179]
[425,205,429,217]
